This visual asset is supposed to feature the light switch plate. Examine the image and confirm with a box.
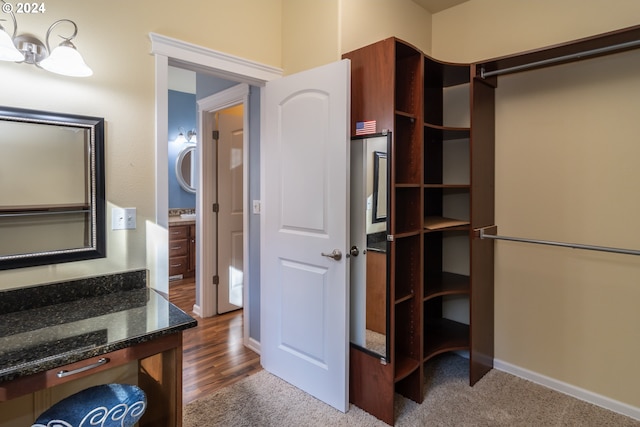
[112,207,136,230]
[124,207,136,229]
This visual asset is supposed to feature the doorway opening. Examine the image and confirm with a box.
[151,32,282,355]
[208,103,245,314]
[167,102,245,317]
[196,82,250,323]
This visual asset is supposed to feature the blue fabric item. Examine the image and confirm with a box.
[32,383,146,427]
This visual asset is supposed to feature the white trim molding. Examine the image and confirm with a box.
[247,337,261,355]
[149,33,282,85]
[494,359,640,421]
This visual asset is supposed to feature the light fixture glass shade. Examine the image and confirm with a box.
[174,132,187,144]
[39,44,92,77]
[187,130,197,143]
[0,29,24,62]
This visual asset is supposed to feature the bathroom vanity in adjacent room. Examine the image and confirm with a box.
[168,213,196,280]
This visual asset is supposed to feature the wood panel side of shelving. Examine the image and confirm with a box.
[343,38,395,136]
[349,346,394,425]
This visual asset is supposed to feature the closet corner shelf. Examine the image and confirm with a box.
[393,229,423,239]
[394,356,421,383]
[424,216,470,231]
[395,110,417,120]
[424,124,470,141]
[424,123,470,132]
[424,272,470,300]
[394,292,415,305]
[423,318,470,362]
[423,184,470,189]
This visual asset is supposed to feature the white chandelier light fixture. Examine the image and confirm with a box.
[0,0,92,77]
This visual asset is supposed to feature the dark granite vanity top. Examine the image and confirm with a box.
[367,232,388,253]
[0,270,197,383]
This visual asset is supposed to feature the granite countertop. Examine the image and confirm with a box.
[168,208,196,225]
[0,270,197,383]
[367,241,387,253]
[169,216,195,225]
[367,232,388,253]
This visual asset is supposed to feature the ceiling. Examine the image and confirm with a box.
[412,0,469,13]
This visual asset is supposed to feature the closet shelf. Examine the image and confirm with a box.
[395,110,418,121]
[423,216,470,231]
[423,318,469,362]
[392,229,422,239]
[395,183,422,189]
[394,355,421,383]
[423,184,470,189]
[424,272,470,300]
[424,123,469,131]
[424,123,470,141]
[394,292,414,305]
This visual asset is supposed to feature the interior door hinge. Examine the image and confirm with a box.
[212,203,219,213]
[213,275,219,285]
[212,130,220,140]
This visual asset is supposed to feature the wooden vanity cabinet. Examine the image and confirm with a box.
[169,223,195,278]
[0,333,185,427]
[344,37,495,425]
[188,224,196,273]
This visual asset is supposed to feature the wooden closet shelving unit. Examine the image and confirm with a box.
[344,37,495,425]
[345,24,640,426]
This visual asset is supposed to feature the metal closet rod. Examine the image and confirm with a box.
[478,227,640,256]
[480,39,640,79]
[0,209,89,218]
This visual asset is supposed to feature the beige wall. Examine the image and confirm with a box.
[340,0,432,55]
[0,0,282,289]
[282,0,340,75]
[281,0,433,74]
[432,0,640,62]
[433,0,640,409]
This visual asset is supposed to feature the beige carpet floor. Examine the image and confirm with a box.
[183,354,639,426]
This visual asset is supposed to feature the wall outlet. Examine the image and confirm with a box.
[112,207,137,230]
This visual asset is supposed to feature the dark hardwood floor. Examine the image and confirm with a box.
[169,278,262,405]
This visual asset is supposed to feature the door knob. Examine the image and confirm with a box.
[350,246,360,257]
[321,249,342,261]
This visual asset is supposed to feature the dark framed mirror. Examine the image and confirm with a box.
[349,132,391,361]
[0,106,106,270]
[372,151,387,224]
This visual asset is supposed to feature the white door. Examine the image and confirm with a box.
[261,59,351,412]
[217,107,244,313]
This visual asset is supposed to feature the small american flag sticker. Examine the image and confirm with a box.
[355,120,376,135]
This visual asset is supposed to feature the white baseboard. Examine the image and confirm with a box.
[494,358,640,421]
[246,337,261,355]
[192,303,202,318]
